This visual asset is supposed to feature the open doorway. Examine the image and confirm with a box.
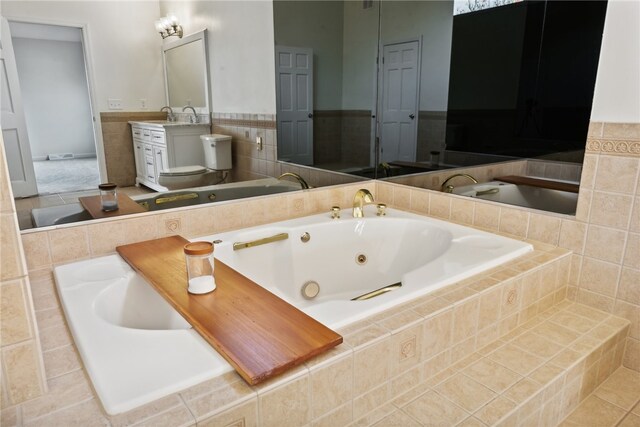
[9,21,100,195]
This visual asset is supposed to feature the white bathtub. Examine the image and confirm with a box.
[54,206,531,414]
[208,207,532,329]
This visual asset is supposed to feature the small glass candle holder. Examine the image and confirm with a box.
[99,183,119,211]
[429,150,441,167]
[184,241,216,294]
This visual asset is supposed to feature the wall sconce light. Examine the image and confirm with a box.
[155,14,183,39]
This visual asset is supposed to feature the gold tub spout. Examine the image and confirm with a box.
[352,189,374,218]
[278,172,310,189]
[441,173,478,193]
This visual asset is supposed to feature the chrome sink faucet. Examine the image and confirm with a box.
[441,173,478,193]
[352,189,374,218]
[160,106,175,122]
[182,105,199,123]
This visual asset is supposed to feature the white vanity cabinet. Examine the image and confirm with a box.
[129,122,209,192]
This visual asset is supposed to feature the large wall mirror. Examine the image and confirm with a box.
[162,29,210,112]
[273,0,608,214]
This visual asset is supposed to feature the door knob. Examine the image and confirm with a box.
[409,114,415,119]
[308,113,313,119]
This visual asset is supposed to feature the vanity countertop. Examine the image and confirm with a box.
[128,120,210,128]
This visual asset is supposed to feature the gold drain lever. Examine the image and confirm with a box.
[351,282,402,301]
[233,233,289,251]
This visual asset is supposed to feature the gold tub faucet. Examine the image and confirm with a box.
[352,189,375,218]
[278,172,310,189]
[441,173,478,193]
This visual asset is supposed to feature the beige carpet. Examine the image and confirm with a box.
[33,158,100,194]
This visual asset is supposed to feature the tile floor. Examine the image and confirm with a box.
[14,185,153,230]
[560,367,640,427]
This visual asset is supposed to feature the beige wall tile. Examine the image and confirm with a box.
[558,220,587,254]
[623,233,639,269]
[402,390,469,426]
[602,123,640,140]
[1,213,25,281]
[528,214,561,245]
[1,341,44,404]
[393,186,410,210]
[311,402,352,427]
[594,156,640,194]
[20,232,51,271]
[450,198,474,225]
[462,358,521,394]
[87,221,125,256]
[22,398,109,426]
[584,225,627,264]
[614,300,639,340]
[21,370,92,423]
[0,279,32,345]
[623,338,640,371]
[389,324,423,378]
[42,345,81,379]
[353,340,391,396]
[409,189,429,214]
[617,268,640,305]
[435,373,496,413]
[589,192,633,230]
[580,257,621,298]
[429,193,451,219]
[500,279,522,318]
[310,355,352,419]
[473,203,500,230]
[351,383,390,421]
[575,189,592,222]
[47,227,90,265]
[630,198,640,232]
[120,216,158,244]
[499,208,529,238]
[452,299,480,344]
[580,154,598,189]
[475,396,517,425]
[560,395,626,427]
[422,310,453,359]
[488,344,545,376]
[477,288,501,331]
[258,375,309,427]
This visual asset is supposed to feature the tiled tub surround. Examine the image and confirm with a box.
[8,230,634,426]
[1,121,637,424]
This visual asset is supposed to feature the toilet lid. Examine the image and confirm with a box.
[159,165,207,177]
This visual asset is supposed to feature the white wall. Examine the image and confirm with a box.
[341,1,379,110]
[1,1,166,112]
[160,0,276,114]
[13,37,96,159]
[590,0,640,123]
[273,1,344,110]
[379,1,454,111]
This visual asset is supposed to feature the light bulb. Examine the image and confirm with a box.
[154,20,164,33]
[160,17,171,30]
[167,14,179,26]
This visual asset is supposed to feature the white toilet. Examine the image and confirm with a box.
[158,134,232,190]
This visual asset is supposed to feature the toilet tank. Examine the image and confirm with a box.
[201,134,232,171]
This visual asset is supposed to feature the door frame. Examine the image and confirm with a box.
[376,36,423,164]
[4,16,107,185]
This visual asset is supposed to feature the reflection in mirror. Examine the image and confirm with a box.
[162,30,210,112]
[382,0,607,216]
[273,1,379,177]
[273,0,608,215]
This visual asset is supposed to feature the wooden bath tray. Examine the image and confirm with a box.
[116,235,342,385]
[495,175,580,193]
[79,194,146,219]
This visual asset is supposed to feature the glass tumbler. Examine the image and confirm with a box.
[183,241,216,294]
[99,183,119,211]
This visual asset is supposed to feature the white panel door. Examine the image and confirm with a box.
[0,17,37,197]
[380,40,420,163]
[275,46,313,165]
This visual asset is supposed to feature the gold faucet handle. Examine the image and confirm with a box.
[376,203,387,216]
[330,206,341,219]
